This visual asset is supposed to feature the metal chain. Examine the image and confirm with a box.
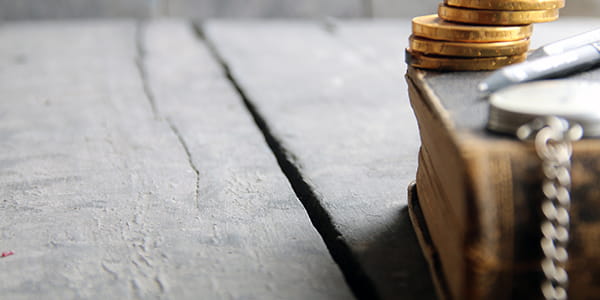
[517,116,582,300]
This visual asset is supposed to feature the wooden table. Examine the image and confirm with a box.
[1,18,598,300]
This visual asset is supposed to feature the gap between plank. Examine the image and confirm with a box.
[135,22,201,209]
[195,22,381,300]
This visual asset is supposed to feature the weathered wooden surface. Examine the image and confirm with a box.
[0,20,354,299]
[204,20,435,300]
[4,17,597,300]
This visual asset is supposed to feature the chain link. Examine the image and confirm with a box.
[517,116,582,300]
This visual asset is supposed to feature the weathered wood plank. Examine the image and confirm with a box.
[332,20,436,298]
[204,20,435,300]
[0,20,354,299]
[166,0,364,18]
[139,20,356,299]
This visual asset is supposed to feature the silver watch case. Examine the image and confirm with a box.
[488,80,600,137]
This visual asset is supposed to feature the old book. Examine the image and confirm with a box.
[405,66,600,300]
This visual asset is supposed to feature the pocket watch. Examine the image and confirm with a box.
[487,80,600,300]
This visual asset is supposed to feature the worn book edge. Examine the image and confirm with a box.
[408,180,452,300]
[406,66,600,300]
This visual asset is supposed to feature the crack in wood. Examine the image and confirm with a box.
[195,22,380,300]
[135,23,159,118]
[135,21,201,209]
[166,119,201,209]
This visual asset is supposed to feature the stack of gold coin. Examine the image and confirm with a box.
[406,0,565,71]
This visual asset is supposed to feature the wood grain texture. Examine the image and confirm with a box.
[204,20,435,300]
[0,20,354,299]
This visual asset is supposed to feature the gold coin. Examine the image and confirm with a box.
[438,4,559,25]
[409,35,530,57]
[412,14,532,42]
[445,0,565,10]
[405,48,527,71]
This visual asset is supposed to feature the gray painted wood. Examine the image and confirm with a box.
[204,20,435,300]
[0,20,354,299]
